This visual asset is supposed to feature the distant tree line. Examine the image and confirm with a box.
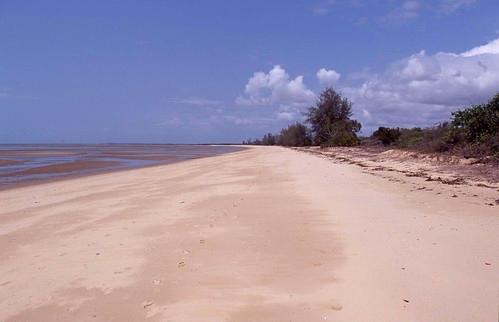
[244,88,499,159]
[243,88,361,147]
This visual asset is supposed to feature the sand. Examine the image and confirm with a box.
[0,146,498,321]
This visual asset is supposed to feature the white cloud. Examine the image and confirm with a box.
[312,7,331,15]
[276,111,296,121]
[159,116,182,127]
[317,68,341,86]
[223,115,254,125]
[344,38,499,131]
[236,38,499,132]
[0,90,37,100]
[237,65,315,107]
[275,105,305,121]
[461,38,499,57]
[385,1,422,20]
[167,97,221,106]
[438,0,476,13]
[312,0,337,15]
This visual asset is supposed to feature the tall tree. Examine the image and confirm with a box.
[306,88,361,146]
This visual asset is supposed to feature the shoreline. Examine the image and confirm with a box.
[0,145,246,191]
[0,146,497,321]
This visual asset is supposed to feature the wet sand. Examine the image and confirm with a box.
[0,146,498,321]
[0,160,21,167]
[2,160,120,176]
[0,144,243,189]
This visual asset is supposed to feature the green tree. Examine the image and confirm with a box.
[278,123,312,147]
[306,88,361,147]
[261,133,277,145]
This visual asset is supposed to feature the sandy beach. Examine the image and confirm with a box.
[0,146,498,321]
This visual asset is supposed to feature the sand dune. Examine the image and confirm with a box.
[0,147,498,321]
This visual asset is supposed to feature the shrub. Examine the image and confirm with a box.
[396,128,425,148]
[372,127,401,146]
[278,123,312,147]
[320,120,361,147]
[452,93,499,146]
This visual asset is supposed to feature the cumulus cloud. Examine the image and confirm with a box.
[317,68,341,86]
[236,65,315,107]
[275,105,306,121]
[236,38,499,131]
[344,38,499,131]
[461,38,499,56]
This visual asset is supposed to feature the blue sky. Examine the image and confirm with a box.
[1,0,498,143]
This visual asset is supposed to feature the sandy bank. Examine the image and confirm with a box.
[0,147,497,321]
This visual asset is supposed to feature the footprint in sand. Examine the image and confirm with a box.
[142,301,153,309]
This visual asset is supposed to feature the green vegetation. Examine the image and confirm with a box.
[306,88,361,147]
[278,123,312,147]
[369,93,499,159]
[372,127,401,146]
[452,93,499,147]
[244,88,360,148]
[244,89,499,161]
[243,123,311,147]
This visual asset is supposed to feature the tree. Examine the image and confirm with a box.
[261,133,277,145]
[278,123,312,147]
[306,88,361,147]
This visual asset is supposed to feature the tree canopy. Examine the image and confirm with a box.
[306,88,361,147]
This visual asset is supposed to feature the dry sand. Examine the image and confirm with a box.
[0,146,498,321]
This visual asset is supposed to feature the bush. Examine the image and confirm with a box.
[278,123,312,147]
[306,88,361,146]
[371,123,457,153]
[396,128,424,148]
[452,93,499,147]
[372,127,401,146]
[320,120,361,147]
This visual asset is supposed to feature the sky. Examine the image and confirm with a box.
[1,0,499,143]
